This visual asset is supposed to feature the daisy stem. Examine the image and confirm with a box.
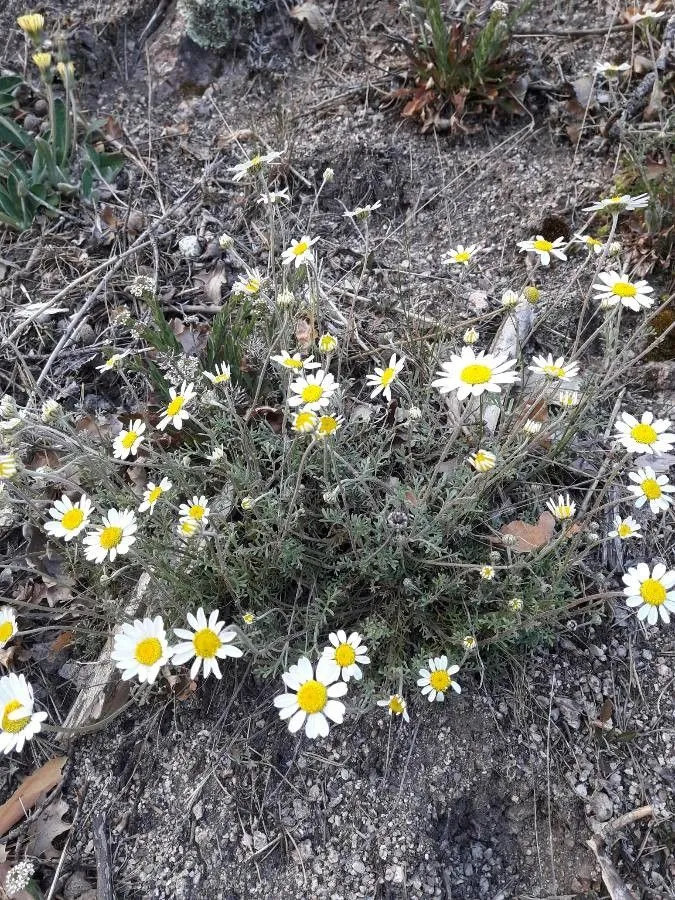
[279,439,316,542]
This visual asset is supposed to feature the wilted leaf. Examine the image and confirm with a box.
[249,406,284,433]
[0,757,67,836]
[170,318,209,355]
[499,511,555,552]
[28,796,71,859]
[25,448,63,471]
[289,1,329,34]
[295,318,315,351]
[50,631,74,656]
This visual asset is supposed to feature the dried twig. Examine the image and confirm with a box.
[586,804,655,900]
[92,810,115,900]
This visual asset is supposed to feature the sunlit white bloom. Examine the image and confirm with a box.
[522,418,543,435]
[546,493,576,520]
[112,419,146,460]
[417,656,461,701]
[432,347,518,401]
[573,232,604,254]
[111,616,171,684]
[139,477,172,514]
[501,290,520,308]
[229,150,282,182]
[377,694,409,722]
[444,244,479,266]
[479,565,495,580]
[45,493,92,541]
[157,381,196,431]
[0,454,18,479]
[0,607,18,648]
[41,399,62,422]
[208,445,225,463]
[204,364,231,385]
[179,495,210,525]
[584,194,649,213]
[608,515,641,541]
[232,270,264,296]
[628,467,674,513]
[622,563,675,626]
[97,353,124,372]
[468,449,496,472]
[272,351,320,372]
[281,235,318,268]
[529,354,580,381]
[322,630,370,682]
[462,635,477,651]
[241,496,256,510]
[288,369,338,411]
[4,860,35,896]
[292,410,319,434]
[366,353,405,402]
[508,597,524,612]
[319,333,338,353]
[83,508,138,563]
[258,187,290,205]
[0,673,48,754]
[517,235,567,265]
[273,656,348,739]
[0,417,22,432]
[593,271,654,311]
[593,61,630,78]
[615,411,674,455]
[242,612,256,625]
[463,327,479,344]
[558,390,580,407]
[344,200,382,219]
[172,608,243,679]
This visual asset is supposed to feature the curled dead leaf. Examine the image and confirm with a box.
[499,511,555,552]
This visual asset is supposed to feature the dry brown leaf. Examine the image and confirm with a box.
[0,757,67,837]
[27,796,71,859]
[499,511,555,552]
[195,263,227,304]
[289,1,329,34]
[0,645,16,668]
[295,318,315,351]
[50,631,74,656]
[215,128,254,149]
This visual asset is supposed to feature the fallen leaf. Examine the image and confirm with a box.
[215,128,254,149]
[195,263,227,305]
[0,645,16,667]
[295,318,315,351]
[28,796,71,859]
[249,406,284,433]
[0,757,67,836]
[289,1,329,34]
[50,631,74,656]
[499,511,555,552]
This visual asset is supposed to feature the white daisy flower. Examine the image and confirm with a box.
[229,150,282,182]
[622,563,675,626]
[316,414,343,439]
[0,673,48,754]
[172,608,243,680]
[139,477,172,514]
[592,271,654,311]
[432,347,519,401]
[281,235,318,268]
[546,493,576,520]
[258,187,290,205]
[614,411,674,455]
[467,449,496,472]
[318,333,338,353]
[273,656,348,739]
[111,616,171,684]
[178,518,199,539]
[112,419,146,460]
[501,290,520,309]
[0,454,18,479]
[572,232,604,254]
[517,235,567,266]
[288,369,338,411]
[462,635,477,651]
[272,351,321,372]
[41,399,62,422]
[479,565,495,580]
[0,607,18,648]
[292,411,319,434]
[232,270,264,297]
[529,354,580,380]
[377,694,409,722]
[558,390,580,407]
[83,508,138,563]
[593,61,630,79]
[522,419,543,435]
[204,364,231,385]
[157,381,196,431]
[608,515,641,540]
[343,200,382,220]
[178,495,210,525]
[508,597,524,612]
[628,467,674,513]
[44,493,92,541]
[322,630,370,682]
[444,244,479,266]
[96,353,124,372]
[584,194,649,213]
[417,656,461,702]
[365,353,405,402]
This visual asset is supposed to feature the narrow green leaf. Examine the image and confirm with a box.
[0,114,33,150]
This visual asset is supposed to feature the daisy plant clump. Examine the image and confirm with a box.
[0,161,672,752]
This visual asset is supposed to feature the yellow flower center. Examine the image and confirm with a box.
[245,279,261,293]
[612,281,637,298]
[296,679,328,714]
[284,358,303,369]
[193,627,222,658]
[249,154,263,168]
[301,384,324,404]
[134,637,163,666]
[429,669,451,693]
[294,412,317,431]
[2,699,30,734]
[608,196,622,204]
[213,373,230,383]
[319,338,336,352]
[533,239,553,252]
[380,366,397,386]
[388,696,405,715]
[61,508,84,531]
[318,416,339,437]
[121,431,138,449]
[148,486,163,504]
[292,241,310,257]
[543,365,566,378]
[460,363,492,385]
[639,579,666,606]
[454,251,471,263]
[334,643,356,667]
[0,461,16,478]
[99,525,123,549]
[641,478,662,500]
[586,237,601,247]
[166,396,185,417]
[0,621,14,643]
[189,504,205,520]
[630,423,657,445]
[181,520,197,535]
[617,523,633,538]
